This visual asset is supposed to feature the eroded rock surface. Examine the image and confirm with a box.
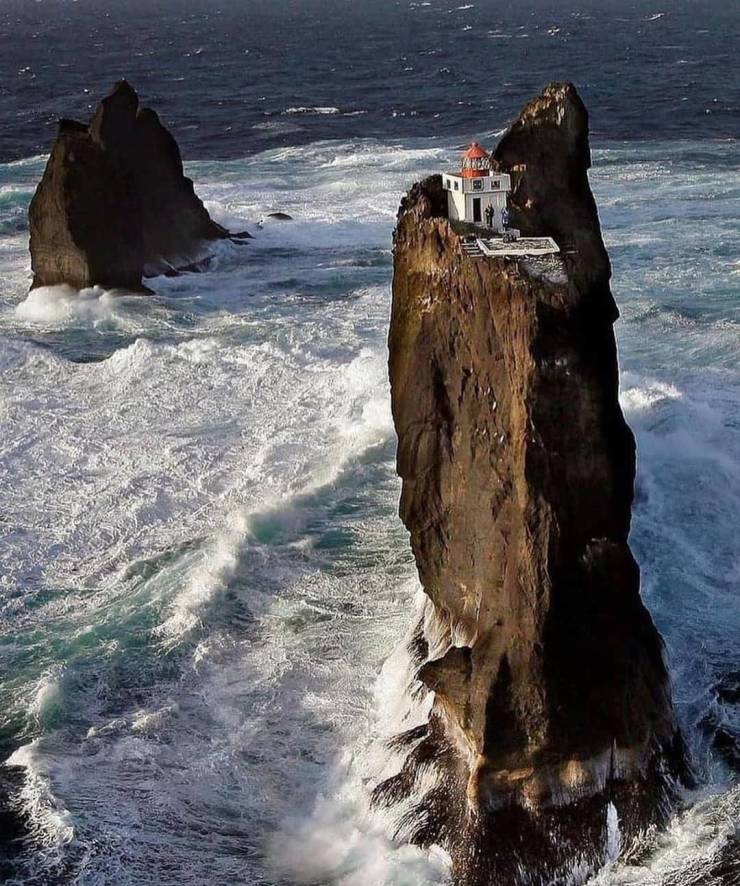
[29,80,232,291]
[380,83,687,884]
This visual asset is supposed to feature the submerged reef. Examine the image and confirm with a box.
[380,83,688,884]
[28,80,240,292]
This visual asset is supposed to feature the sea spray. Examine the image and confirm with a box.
[266,584,450,886]
[16,285,121,326]
[605,802,622,864]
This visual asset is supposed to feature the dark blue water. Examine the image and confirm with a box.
[1,0,738,164]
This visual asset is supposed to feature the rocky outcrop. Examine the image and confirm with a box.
[380,83,688,884]
[28,81,238,292]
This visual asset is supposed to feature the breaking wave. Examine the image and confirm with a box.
[280,107,369,119]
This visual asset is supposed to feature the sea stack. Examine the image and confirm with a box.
[28,80,232,292]
[380,83,687,884]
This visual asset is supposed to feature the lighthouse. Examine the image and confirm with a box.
[442,142,511,232]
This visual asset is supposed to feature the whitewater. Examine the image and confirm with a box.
[0,137,738,885]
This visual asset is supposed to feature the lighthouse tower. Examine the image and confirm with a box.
[442,142,511,232]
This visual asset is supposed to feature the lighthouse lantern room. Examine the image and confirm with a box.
[443,142,511,232]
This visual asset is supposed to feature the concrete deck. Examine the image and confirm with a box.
[477,236,560,258]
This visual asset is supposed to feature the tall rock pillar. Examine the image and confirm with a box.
[381,83,686,885]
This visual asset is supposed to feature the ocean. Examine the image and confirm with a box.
[0,1,738,884]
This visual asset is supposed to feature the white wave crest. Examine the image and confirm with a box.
[283,106,341,116]
[155,509,252,645]
[28,668,64,726]
[6,741,75,847]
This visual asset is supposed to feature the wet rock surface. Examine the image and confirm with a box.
[28,81,232,292]
[381,83,688,884]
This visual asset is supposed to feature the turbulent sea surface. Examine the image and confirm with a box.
[1,1,739,885]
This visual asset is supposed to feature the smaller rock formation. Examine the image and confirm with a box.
[29,81,241,292]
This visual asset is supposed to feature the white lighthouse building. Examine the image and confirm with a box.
[443,142,511,232]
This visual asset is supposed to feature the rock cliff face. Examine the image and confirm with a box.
[381,83,687,884]
[29,81,233,291]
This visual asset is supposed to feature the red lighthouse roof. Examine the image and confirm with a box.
[460,141,490,178]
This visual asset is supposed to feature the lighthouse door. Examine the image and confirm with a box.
[472,198,482,223]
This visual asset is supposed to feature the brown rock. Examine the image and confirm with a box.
[380,83,688,884]
[28,80,233,292]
